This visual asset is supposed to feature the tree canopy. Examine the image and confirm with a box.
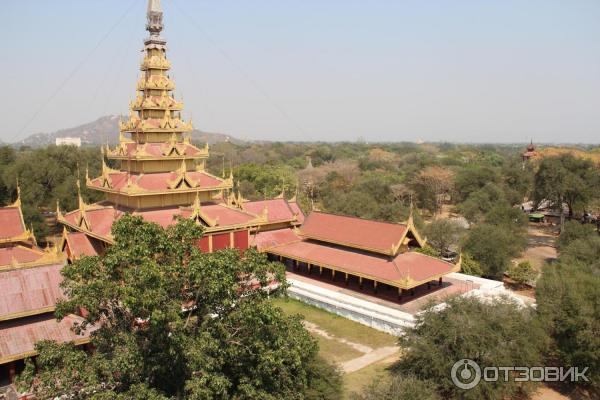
[18,215,340,399]
[393,296,544,400]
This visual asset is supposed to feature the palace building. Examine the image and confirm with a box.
[58,0,302,261]
[56,0,459,298]
[0,2,462,387]
[0,189,94,385]
[255,212,460,300]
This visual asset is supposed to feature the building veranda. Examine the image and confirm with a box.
[254,211,461,301]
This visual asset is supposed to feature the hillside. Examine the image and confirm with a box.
[15,115,242,147]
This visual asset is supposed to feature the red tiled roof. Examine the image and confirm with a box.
[0,206,26,241]
[0,263,64,319]
[66,232,102,258]
[89,171,224,191]
[268,240,456,287]
[244,199,296,222]
[288,201,305,224]
[300,212,407,255]
[251,228,300,251]
[63,203,259,240]
[63,206,123,238]
[0,246,46,267]
[0,314,96,364]
[198,203,258,226]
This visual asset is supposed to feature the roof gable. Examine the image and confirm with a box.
[0,206,27,243]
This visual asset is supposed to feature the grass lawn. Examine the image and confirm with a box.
[342,355,396,399]
[315,335,364,364]
[272,297,397,349]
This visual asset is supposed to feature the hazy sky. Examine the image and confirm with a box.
[3,0,600,143]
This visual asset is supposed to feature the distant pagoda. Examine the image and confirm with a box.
[59,0,303,260]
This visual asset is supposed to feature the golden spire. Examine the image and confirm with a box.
[76,179,86,212]
[11,179,21,208]
[275,177,285,199]
[29,223,37,247]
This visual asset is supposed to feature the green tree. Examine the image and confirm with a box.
[18,216,341,399]
[423,218,464,256]
[507,261,536,286]
[352,376,440,400]
[394,296,544,400]
[556,220,598,251]
[454,165,500,202]
[533,155,600,228]
[463,224,526,279]
[536,260,600,391]
[459,253,483,277]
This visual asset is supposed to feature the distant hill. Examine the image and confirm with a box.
[15,115,243,147]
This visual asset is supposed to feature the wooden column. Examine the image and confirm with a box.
[439,277,443,286]
[359,277,363,290]
[319,266,323,276]
[294,259,299,270]
[345,273,349,286]
[373,280,378,294]
[398,287,403,300]
[308,263,312,274]
[331,269,335,281]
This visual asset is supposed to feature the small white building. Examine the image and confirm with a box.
[55,137,82,147]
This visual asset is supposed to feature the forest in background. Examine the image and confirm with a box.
[0,141,599,281]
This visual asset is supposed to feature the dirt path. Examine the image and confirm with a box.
[341,346,401,373]
[302,320,400,373]
[302,321,373,353]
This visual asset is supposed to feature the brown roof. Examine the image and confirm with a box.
[0,314,95,364]
[288,201,305,224]
[0,263,64,321]
[300,212,407,255]
[243,199,297,223]
[62,202,261,241]
[0,206,26,241]
[251,228,300,251]
[0,246,47,267]
[66,232,103,258]
[268,240,457,289]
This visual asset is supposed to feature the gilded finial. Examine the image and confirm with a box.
[11,178,22,207]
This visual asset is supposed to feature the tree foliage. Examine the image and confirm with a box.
[394,296,544,400]
[534,155,600,219]
[423,218,464,256]
[352,375,441,400]
[507,261,536,286]
[536,259,600,391]
[18,215,341,399]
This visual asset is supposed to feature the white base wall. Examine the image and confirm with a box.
[287,273,535,336]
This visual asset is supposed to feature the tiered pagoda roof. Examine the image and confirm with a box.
[59,0,304,258]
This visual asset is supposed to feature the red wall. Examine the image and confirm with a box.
[212,233,230,251]
[234,230,249,250]
[198,236,210,253]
